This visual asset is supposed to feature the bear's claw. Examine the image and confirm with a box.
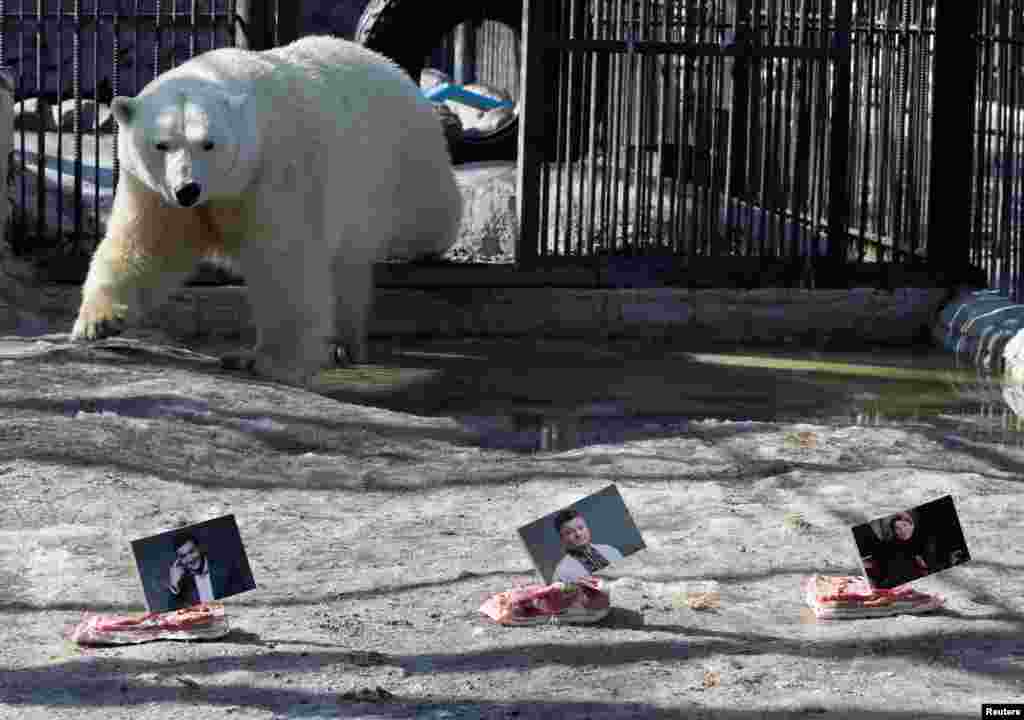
[71,315,127,341]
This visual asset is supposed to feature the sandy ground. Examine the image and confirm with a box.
[0,332,1022,720]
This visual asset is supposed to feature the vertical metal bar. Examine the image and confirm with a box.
[565,0,582,255]
[609,0,625,252]
[93,0,100,250]
[557,3,573,256]
[154,0,163,80]
[652,0,670,248]
[729,0,752,201]
[56,0,65,249]
[847,0,862,259]
[517,0,546,266]
[1013,1,1024,299]
[749,0,766,254]
[814,0,831,250]
[605,0,618,251]
[928,0,976,278]
[791,0,810,256]
[827,0,852,263]
[857,0,877,260]
[112,7,120,194]
[172,0,179,70]
[905,0,925,259]
[999,0,1008,291]
[890,0,909,255]
[584,0,601,256]
[8,0,24,256]
[72,0,83,247]
[621,3,637,252]
[17,1,28,252]
[683,0,700,256]
[570,0,589,256]
[235,0,251,48]
[277,0,300,46]
[36,0,45,248]
[189,0,196,58]
[133,0,140,93]
[974,0,990,280]
[454,21,477,86]
[236,0,267,51]
[667,0,679,252]
[783,0,799,256]
[629,0,646,251]
[702,0,719,256]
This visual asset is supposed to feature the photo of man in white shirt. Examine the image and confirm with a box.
[552,509,624,583]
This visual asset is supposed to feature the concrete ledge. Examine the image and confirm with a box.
[147,285,949,346]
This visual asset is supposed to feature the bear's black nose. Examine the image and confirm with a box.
[175,182,201,207]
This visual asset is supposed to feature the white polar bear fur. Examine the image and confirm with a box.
[71,35,462,385]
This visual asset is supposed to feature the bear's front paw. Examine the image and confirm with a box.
[71,296,128,341]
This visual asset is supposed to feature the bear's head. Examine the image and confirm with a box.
[111,84,250,209]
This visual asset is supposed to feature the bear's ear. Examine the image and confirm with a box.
[224,94,248,113]
[110,96,135,127]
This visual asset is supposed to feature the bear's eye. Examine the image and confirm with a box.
[202,141,215,151]
[154,142,169,152]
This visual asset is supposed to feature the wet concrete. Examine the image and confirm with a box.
[311,337,1019,453]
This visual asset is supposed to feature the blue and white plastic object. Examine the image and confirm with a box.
[424,82,514,111]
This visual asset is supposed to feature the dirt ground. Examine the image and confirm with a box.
[0,331,1022,720]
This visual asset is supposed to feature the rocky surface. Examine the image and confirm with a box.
[0,330,1021,720]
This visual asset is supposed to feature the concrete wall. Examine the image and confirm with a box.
[145,285,949,347]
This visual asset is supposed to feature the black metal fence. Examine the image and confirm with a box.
[0,0,286,277]
[514,0,1006,291]
[518,0,938,268]
[2,0,1021,295]
[974,0,1024,300]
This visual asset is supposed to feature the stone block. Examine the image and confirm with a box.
[613,289,693,335]
[372,288,467,337]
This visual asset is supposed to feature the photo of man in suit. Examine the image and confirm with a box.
[166,532,250,609]
[132,514,257,613]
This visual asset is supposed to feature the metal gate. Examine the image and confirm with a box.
[517,0,859,275]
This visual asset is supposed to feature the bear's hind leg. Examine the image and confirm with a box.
[331,257,375,365]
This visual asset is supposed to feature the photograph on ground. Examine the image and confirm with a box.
[851,494,971,589]
[131,514,257,612]
[518,484,646,584]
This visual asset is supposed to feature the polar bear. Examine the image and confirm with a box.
[71,35,462,385]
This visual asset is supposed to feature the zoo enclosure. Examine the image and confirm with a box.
[0,0,1021,297]
[516,0,988,290]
